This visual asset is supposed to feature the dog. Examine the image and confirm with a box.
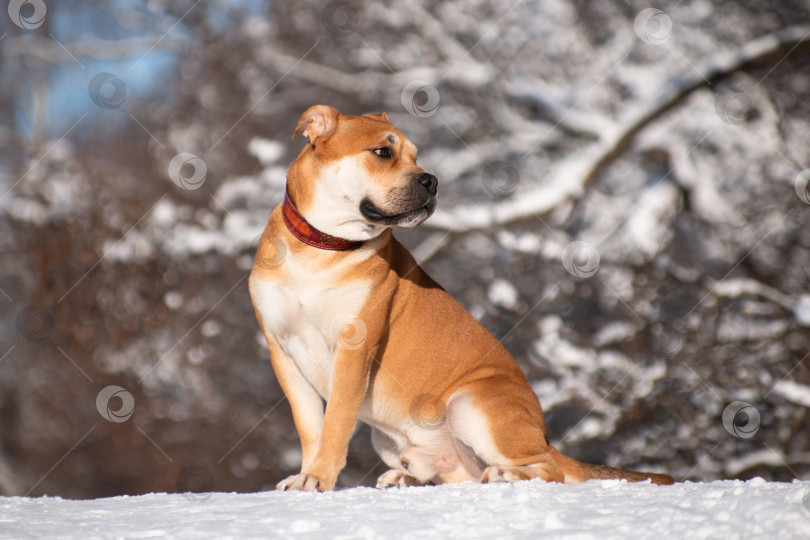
[249,105,674,491]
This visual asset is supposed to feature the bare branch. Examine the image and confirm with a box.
[2,36,185,63]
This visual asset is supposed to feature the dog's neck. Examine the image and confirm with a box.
[282,189,365,251]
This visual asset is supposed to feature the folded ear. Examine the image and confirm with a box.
[362,112,389,122]
[292,105,339,144]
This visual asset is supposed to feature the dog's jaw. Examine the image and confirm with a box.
[359,198,435,228]
[306,190,389,241]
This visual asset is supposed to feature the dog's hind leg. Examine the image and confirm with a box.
[375,468,427,488]
[371,428,430,488]
[446,376,565,484]
[446,375,674,485]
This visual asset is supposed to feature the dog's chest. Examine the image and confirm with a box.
[251,258,371,399]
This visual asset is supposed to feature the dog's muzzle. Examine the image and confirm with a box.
[360,173,438,228]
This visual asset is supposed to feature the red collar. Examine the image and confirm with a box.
[281,189,364,251]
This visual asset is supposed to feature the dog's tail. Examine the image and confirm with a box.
[551,446,674,486]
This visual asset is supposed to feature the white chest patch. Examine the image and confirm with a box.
[251,253,373,399]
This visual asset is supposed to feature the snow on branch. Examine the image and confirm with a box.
[772,380,810,408]
[503,78,614,138]
[711,278,795,312]
[425,25,810,232]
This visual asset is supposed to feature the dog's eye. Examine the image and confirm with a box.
[371,147,392,158]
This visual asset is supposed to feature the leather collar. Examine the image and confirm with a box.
[281,189,364,251]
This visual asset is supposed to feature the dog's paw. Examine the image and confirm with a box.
[276,473,331,492]
[480,466,533,483]
[375,469,422,489]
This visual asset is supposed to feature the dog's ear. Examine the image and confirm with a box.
[362,112,389,122]
[293,105,339,144]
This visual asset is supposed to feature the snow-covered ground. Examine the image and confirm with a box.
[2,479,809,539]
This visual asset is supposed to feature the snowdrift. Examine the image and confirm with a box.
[2,478,809,539]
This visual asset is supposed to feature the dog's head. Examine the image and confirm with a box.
[288,105,438,241]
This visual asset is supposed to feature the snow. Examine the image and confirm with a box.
[1,479,809,539]
[716,313,790,343]
[724,449,806,478]
[622,180,680,259]
[247,137,285,165]
[773,380,810,408]
[593,321,638,347]
[795,295,810,327]
[487,279,520,310]
[534,315,597,369]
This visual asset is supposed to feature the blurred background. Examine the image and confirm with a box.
[1,0,809,499]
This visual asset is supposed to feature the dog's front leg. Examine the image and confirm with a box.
[288,345,374,492]
[263,339,325,485]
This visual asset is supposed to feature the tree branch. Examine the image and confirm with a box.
[2,36,185,63]
[425,25,810,232]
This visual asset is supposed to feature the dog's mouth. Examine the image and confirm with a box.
[360,198,436,228]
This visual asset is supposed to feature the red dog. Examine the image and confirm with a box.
[250,105,674,491]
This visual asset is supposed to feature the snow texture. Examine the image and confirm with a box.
[2,479,809,540]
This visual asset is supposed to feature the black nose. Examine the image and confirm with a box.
[417,173,438,196]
